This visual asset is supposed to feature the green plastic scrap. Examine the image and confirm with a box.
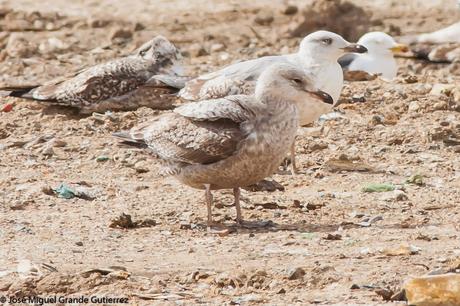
[362,183,395,193]
[96,156,109,162]
[406,174,424,186]
[54,184,76,199]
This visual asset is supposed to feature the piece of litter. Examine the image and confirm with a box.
[362,183,395,193]
[1,103,13,112]
[406,174,425,186]
[54,184,76,199]
[96,156,110,162]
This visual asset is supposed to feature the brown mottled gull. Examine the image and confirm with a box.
[114,63,333,227]
[0,36,185,114]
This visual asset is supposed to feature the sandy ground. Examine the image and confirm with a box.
[0,0,459,305]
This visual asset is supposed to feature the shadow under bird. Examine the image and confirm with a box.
[0,36,187,114]
[113,63,333,229]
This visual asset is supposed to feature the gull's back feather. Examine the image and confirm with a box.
[179,56,289,101]
[116,95,256,165]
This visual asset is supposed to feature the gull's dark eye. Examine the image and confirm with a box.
[138,47,151,56]
[293,78,303,85]
[322,38,333,45]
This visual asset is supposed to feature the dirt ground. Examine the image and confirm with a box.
[0,0,459,305]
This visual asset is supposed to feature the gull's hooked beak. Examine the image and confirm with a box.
[389,43,409,53]
[341,43,368,54]
[307,89,334,105]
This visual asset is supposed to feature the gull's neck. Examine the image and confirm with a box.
[289,51,337,68]
[364,52,394,60]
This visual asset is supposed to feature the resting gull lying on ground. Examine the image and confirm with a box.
[113,63,333,229]
[0,36,186,114]
[339,31,408,80]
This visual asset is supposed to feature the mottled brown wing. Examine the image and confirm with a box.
[174,95,255,123]
[0,66,92,100]
[31,58,152,106]
[177,78,206,100]
[179,55,281,101]
[79,84,178,114]
[134,112,243,165]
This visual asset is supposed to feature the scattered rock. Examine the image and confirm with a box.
[344,70,378,81]
[282,5,298,15]
[324,233,342,240]
[210,43,225,52]
[350,284,360,289]
[17,260,40,277]
[38,37,69,54]
[254,10,274,26]
[193,45,209,57]
[352,94,366,103]
[110,28,133,43]
[393,190,409,201]
[253,202,287,210]
[383,244,421,256]
[288,0,372,41]
[232,294,263,304]
[305,202,324,210]
[244,179,285,192]
[88,18,111,28]
[325,157,374,173]
[430,84,455,96]
[287,267,305,280]
[405,274,460,306]
[109,213,156,229]
[357,215,383,227]
[6,33,37,58]
[318,111,349,123]
[134,160,150,173]
[403,74,418,84]
[375,288,402,301]
[408,101,420,113]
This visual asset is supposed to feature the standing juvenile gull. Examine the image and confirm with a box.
[339,32,408,80]
[179,30,367,108]
[113,63,333,228]
[0,36,185,114]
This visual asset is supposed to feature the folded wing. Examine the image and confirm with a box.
[117,95,256,165]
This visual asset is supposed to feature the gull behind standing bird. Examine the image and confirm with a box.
[339,32,408,80]
[113,63,333,229]
[0,36,187,114]
[179,30,366,111]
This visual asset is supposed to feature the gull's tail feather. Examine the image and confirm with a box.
[151,75,191,89]
[0,85,38,100]
[112,131,148,148]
